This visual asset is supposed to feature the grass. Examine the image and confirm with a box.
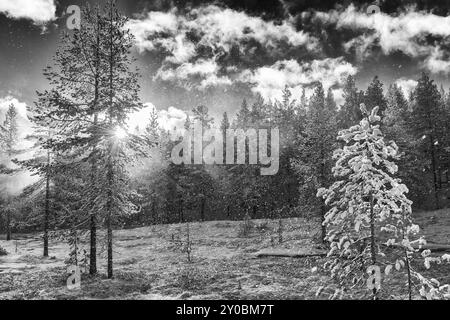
[0,208,449,300]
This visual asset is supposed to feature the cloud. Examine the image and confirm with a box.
[238,57,357,101]
[423,47,450,74]
[156,106,188,134]
[156,58,232,90]
[126,5,320,90]
[395,78,417,97]
[0,0,56,23]
[313,5,450,73]
[127,102,156,132]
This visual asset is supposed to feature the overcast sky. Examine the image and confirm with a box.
[1,0,450,131]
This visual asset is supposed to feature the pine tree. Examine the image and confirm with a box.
[36,1,146,278]
[0,104,20,240]
[97,0,145,278]
[364,76,387,116]
[192,105,213,129]
[338,75,363,129]
[36,3,107,274]
[383,83,429,207]
[234,99,251,128]
[14,117,54,256]
[317,104,444,299]
[294,83,337,242]
[409,73,445,209]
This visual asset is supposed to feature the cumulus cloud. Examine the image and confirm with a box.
[238,57,357,101]
[156,106,188,134]
[126,5,319,90]
[156,58,232,90]
[423,47,450,74]
[0,0,56,23]
[313,5,450,73]
[127,102,157,132]
[127,103,192,139]
[395,78,418,97]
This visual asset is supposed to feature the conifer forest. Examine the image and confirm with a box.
[0,0,450,303]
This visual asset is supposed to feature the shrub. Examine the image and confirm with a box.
[0,246,8,256]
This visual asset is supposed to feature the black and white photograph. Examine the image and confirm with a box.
[0,0,450,305]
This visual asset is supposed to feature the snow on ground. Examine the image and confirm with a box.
[0,210,449,300]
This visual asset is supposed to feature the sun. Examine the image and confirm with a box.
[114,126,127,139]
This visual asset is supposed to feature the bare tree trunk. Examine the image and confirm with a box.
[89,10,101,276]
[106,147,114,279]
[43,152,50,257]
[151,200,156,223]
[404,248,412,300]
[200,198,205,221]
[179,199,184,223]
[107,212,113,279]
[320,147,327,243]
[89,214,97,275]
[106,4,114,280]
[429,135,440,209]
[369,193,378,299]
[6,210,11,241]
[89,113,98,275]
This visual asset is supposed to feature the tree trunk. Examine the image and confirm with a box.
[6,210,11,241]
[321,203,326,243]
[320,146,327,243]
[369,193,377,299]
[151,200,156,223]
[200,198,205,221]
[179,199,184,223]
[89,214,97,275]
[106,148,114,279]
[107,212,113,279]
[89,10,102,275]
[106,5,114,280]
[43,156,50,257]
[429,135,440,209]
[405,248,412,300]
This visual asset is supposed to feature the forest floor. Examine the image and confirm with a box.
[1,208,450,300]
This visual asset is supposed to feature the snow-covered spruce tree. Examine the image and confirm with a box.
[317,104,449,300]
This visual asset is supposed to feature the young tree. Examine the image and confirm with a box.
[15,124,54,256]
[317,104,446,299]
[0,104,20,240]
[364,76,387,116]
[338,75,364,129]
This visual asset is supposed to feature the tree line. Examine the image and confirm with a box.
[0,1,449,279]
